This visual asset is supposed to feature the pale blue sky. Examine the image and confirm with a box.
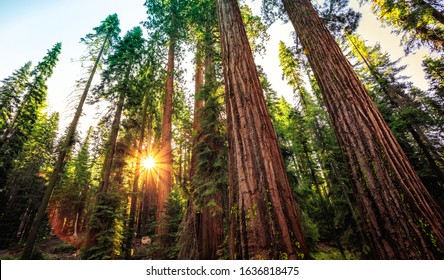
[0,0,431,135]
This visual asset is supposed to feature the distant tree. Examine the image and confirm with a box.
[423,55,444,108]
[0,112,58,249]
[21,15,121,260]
[82,27,145,259]
[0,43,61,191]
[0,62,32,134]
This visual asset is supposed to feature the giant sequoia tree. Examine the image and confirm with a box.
[144,0,190,240]
[280,0,444,259]
[216,0,308,259]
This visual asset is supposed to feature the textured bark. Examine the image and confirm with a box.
[156,41,174,239]
[282,0,444,259]
[217,0,308,259]
[348,36,444,185]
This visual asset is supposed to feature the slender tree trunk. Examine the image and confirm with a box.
[139,116,153,237]
[82,92,125,252]
[196,51,225,260]
[282,0,444,259]
[178,43,204,260]
[20,38,108,259]
[100,92,125,194]
[156,41,174,239]
[124,95,149,259]
[217,0,308,259]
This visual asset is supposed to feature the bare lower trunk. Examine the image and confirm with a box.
[217,0,308,259]
[282,0,444,259]
[156,41,174,240]
[100,93,125,194]
[178,43,204,259]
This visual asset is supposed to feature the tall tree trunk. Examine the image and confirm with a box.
[138,116,154,237]
[348,35,444,185]
[20,40,107,259]
[156,41,174,239]
[196,51,225,260]
[99,93,125,194]
[281,0,444,259]
[124,95,150,259]
[82,92,125,252]
[178,43,204,260]
[216,0,308,260]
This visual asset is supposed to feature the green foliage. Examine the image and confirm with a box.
[347,34,444,197]
[50,128,93,238]
[261,0,361,38]
[0,112,59,248]
[422,55,444,114]
[0,61,32,133]
[144,0,191,44]
[0,43,61,190]
[79,14,121,72]
[81,192,122,260]
[51,242,77,254]
[240,4,270,55]
[369,0,444,53]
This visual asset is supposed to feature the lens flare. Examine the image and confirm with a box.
[142,156,155,170]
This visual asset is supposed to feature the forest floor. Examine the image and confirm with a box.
[0,235,80,260]
[0,236,352,260]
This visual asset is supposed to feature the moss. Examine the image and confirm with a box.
[312,250,344,260]
[279,251,289,260]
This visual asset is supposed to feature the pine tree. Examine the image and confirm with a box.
[0,43,61,191]
[0,112,59,249]
[144,0,191,243]
[369,0,444,52]
[0,62,32,134]
[82,27,145,259]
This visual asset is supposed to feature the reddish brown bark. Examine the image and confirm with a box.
[178,43,205,260]
[217,0,308,259]
[156,41,174,239]
[282,0,444,259]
